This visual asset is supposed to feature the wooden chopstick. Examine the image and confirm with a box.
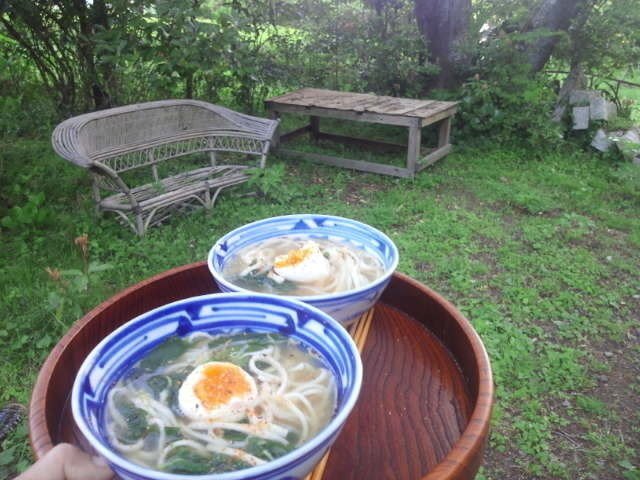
[303,307,375,480]
[307,450,331,480]
[352,308,375,351]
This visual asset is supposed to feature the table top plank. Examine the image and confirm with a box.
[366,98,431,115]
[266,88,457,120]
[383,100,437,115]
[329,94,381,111]
[412,103,458,118]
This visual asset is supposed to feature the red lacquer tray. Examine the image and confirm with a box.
[29,262,493,479]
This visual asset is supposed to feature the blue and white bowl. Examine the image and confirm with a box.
[72,293,363,480]
[207,214,399,325]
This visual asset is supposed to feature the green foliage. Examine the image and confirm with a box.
[621,461,640,480]
[456,36,563,149]
[0,38,56,137]
[609,162,640,197]
[0,421,31,479]
[246,162,302,203]
[554,0,640,80]
[575,395,608,416]
[85,1,316,110]
[43,234,113,326]
[292,1,435,96]
[1,0,438,115]
[1,0,134,113]
[1,193,52,232]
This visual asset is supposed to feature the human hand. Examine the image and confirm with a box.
[16,443,114,480]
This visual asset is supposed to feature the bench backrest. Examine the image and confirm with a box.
[80,104,237,154]
[52,100,278,172]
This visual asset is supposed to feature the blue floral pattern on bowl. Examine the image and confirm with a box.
[207,214,399,325]
[72,293,363,480]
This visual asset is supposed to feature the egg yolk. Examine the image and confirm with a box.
[193,363,254,410]
[274,244,317,269]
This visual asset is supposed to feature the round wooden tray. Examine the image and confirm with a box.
[29,263,493,480]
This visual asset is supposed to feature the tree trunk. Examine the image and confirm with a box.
[413,0,471,89]
[90,0,114,109]
[522,0,587,72]
[185,74,194,99]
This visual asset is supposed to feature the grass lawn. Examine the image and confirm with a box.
[618,69,640,123]
[0,134,639,479]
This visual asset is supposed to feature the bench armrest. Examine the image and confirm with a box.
[51,117,93,168]
[89,162,140,211]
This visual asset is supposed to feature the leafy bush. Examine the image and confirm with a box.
[457,73,562,149]
[101,0,436,112]
[456,35,563,149]
[246,162,302,203]
[1,193,52,232]
[0,36,56,138]
[288,1,434,97]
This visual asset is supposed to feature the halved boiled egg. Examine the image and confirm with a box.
[272,241,331,283]
[178,361,257,421]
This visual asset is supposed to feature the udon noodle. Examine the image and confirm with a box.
[104,331,336,474]
[223,236,384,296]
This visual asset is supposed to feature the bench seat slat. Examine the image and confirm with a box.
[99,166,249,211]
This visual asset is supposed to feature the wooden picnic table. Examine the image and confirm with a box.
[265,88,458,178]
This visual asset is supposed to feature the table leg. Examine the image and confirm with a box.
[415,115,454,172]
[407,119,421,176]
[438,116,452,148]
[310,116,320,142]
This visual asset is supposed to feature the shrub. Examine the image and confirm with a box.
[455,35,563,150]
[0,40,56,138]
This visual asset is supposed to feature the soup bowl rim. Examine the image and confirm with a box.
[207,213,400,301]
[71,291,363,480]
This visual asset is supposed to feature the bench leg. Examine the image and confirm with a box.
[269,110,281,149]
[210,187,223,208]
[135,210,145,236]
[258,139,272,169]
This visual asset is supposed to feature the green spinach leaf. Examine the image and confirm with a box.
[162,446,250,474]
[163,446,211,474]
[114,396,148,444]
[139,337,189,372]
[146,375,169,397]
[245,436,294,461]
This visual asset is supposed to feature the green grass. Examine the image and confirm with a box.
[1,135,639,479]
[618,68,640,123]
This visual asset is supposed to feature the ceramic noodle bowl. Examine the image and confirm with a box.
[71,293,363,480]
[207,214,399,325]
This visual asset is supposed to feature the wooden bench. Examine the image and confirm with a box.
[265,88,457,178]
[52,99,279,235]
